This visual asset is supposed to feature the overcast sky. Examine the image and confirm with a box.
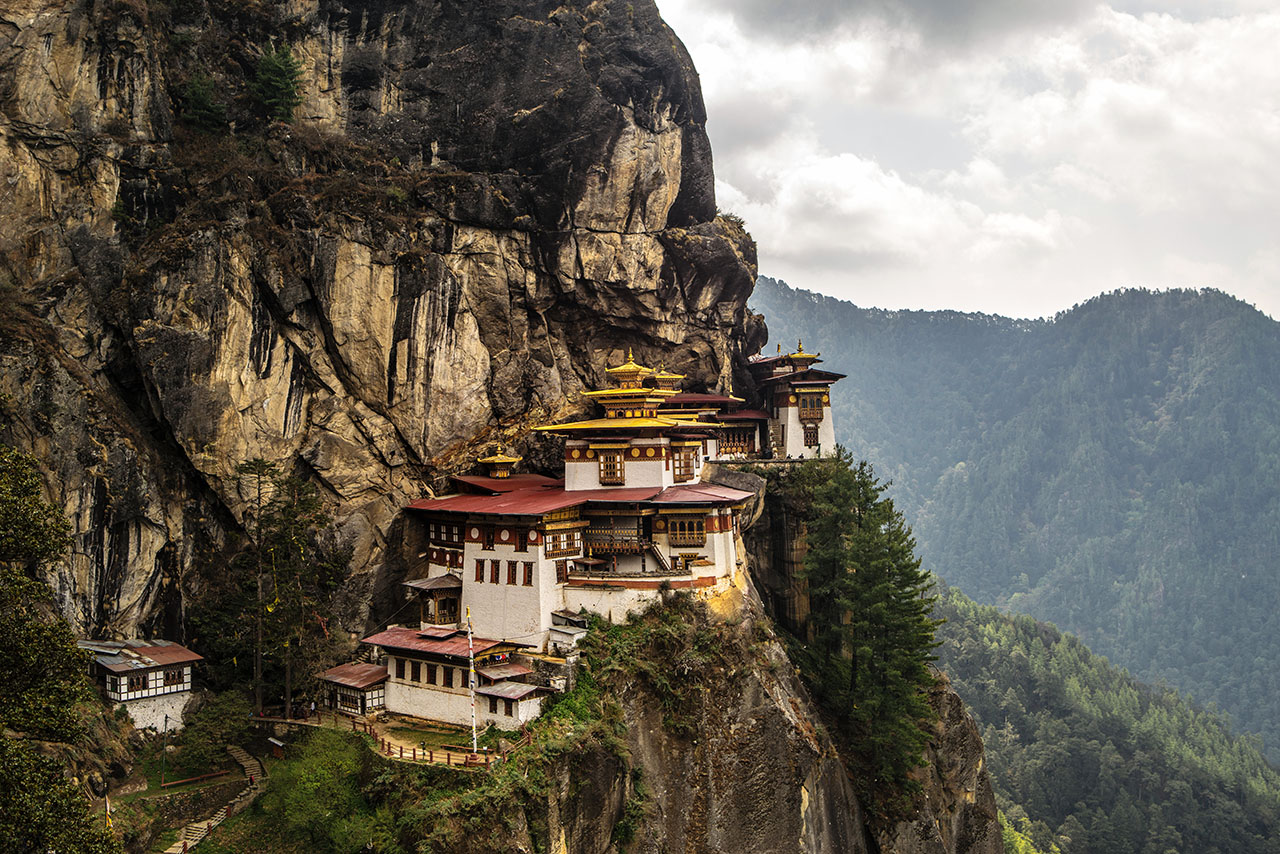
[656,0,1280,319]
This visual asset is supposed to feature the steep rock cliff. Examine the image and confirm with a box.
[0,0,765,637]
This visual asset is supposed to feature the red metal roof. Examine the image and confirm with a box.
[477,662,533,681]
[758,368,846,385]
[653,484,756,504]
[662,393,743,406]
[407,486,663,516]
[319,662,388,690]
[362,625,522,659]
[451,474,561,494]
[80,639,203,673]
[717,409,771,421]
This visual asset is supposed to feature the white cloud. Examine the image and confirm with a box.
[659,0,1280,319]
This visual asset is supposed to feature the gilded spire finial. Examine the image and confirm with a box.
[797,339,803,353]
[627,347,634,362]
[776,343,781,354]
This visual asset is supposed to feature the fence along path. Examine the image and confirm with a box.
[250,712,533,770]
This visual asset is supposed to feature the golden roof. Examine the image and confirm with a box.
[604,349,653,388]
[533,416,685,433]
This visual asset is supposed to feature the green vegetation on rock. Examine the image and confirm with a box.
[252,45,303,122]
[0,444,121,854]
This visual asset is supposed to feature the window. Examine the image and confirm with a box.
[668,517,706,546]
[515,529,527,552]
[523,562,534,586]
[507,561,518,585]
[426,664,437,685]
[411,661,421,682]
[489,696,498,714]
[443,668,454,688]
[128,673,147,693]
[673,446,696,482]
[803,424,819,447]
[490,560,500,583]
[504,699,514,716]
[799,393,824,421]
[599,450,624,484]
[163,668,183,686]
[395,658,405,680]
[556,560,568,583]
[483,528,495,551]
[339,691,359,712]
[475,559,485,582]
[545,530,580,557]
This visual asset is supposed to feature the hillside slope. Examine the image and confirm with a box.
[751,277,1280,754]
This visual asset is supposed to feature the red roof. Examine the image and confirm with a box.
[319,662,388,690]
[662,393,742,406]
[80,639,203,673]
[758,368,846,385]
[653,484,755,504]
[717,409,771,421]
[477,662,533,681]
[451,474,561,494]
[362,625,521,659]
[407,486,663,516]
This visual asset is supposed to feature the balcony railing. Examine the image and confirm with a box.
[585,530,647,553]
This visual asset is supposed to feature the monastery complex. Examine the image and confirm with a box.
[82,344,843,734]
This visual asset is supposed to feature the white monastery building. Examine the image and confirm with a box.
[80,639,202,731]
[326,344,842,730]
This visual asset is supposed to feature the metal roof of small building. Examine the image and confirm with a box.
[362,625,526,659]
[402,575,464,592]
[406,486,664,516]
[319,662,388,690]
[652,484,756,504]
[79,639,203,673]
[475,681,544,700]
[476,663,533,681]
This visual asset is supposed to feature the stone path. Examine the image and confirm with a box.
[159,746,265,853]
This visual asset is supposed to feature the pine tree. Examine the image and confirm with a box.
[252,44,303,122]
[791,449,941,797]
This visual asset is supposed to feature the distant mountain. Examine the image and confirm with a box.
[752,276,1280,755]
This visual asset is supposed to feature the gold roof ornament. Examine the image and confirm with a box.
[604,348,654,389]
[792,339,817,359]
[651,363,685,391]
[477,449,522,478]
[477,451,522,465]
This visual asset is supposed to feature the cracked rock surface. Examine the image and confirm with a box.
[0,0,764,637]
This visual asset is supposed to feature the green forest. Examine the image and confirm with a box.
[935,587,1280,854]
[752,277,1280,756]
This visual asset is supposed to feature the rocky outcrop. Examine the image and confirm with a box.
[0,0,765,637]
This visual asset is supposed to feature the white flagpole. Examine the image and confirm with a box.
[467,607,477,754]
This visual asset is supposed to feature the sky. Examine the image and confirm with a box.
[656,0,1280,320]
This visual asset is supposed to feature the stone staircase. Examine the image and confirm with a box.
[159,746,266,853]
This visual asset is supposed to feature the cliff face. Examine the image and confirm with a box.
[0,0,764,637]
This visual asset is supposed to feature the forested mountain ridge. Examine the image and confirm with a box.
[935,587,1280,854]
[751,276,1280,754]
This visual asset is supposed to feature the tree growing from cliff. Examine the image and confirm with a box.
[252,44,303,122]
[791,450,940,802]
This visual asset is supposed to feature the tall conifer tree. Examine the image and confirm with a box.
[792,449,941,795]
